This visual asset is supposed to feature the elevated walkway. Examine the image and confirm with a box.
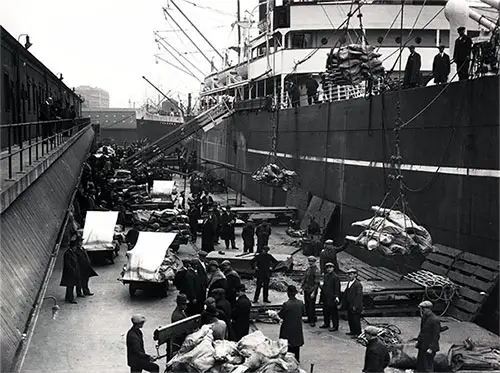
[124,99,233,169]
[0,118,94,372]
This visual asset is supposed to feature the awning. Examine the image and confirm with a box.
[82,211,119,251]
[121,232,178,282]
[151,180,176,198]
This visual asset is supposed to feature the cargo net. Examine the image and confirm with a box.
[252,163,298,191]
[345,205,433,256]
[325,44,385,86]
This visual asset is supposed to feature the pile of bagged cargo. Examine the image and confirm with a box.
[324,44,385,86]
[167,329,306,373]
[345,206,433,255]
[252,164,297,191]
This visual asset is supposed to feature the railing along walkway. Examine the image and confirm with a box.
[0,118,90,192]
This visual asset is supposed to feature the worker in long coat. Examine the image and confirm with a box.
[201,216,215,253]
[278,285,305,362]
[188,205,200,243]
[319,262,341,331]
[173,261,197,315]
[363,326,391,372]
[404,46,422,88]
[220,260,241,306]
[432,46,450,84]
[300,256,320,326]
[343,268,364,337]
[231,284,251,342]
[73,236,98,297]
[255,220,271,253]
[453,26,473,80]
[241,219,255,253]
[171,294,189,355]
[415,301,441,372]
[220,206,237,250]
[319,239,348,274]
[60,244,81,304]
[191,257,208,314]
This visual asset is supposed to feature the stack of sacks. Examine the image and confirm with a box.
[345,205,433,255]
[166,329,306,373]
[252,164,297,191]
[325,44,385,86]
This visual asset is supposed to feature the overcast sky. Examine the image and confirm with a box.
[2,0,258,107]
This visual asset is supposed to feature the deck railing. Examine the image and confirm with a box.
[0,118,91,180]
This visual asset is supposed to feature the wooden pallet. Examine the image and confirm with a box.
[419,244,499,322]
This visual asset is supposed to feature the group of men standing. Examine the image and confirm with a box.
[405,26,473,88]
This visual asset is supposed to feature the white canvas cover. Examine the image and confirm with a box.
[82,211,119,251]
[121,232,177,282]
[151,180,176,199]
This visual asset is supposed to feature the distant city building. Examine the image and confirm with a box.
[76,86,110,109]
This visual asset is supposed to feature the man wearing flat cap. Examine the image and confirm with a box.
[220,260,241,306]
[454,26,472,80]
[415,300,441,372]
[171,294,189,355]
[319,239,348,274]
[362,326,390,372]
[207,260,227,294]
[301,256,320,326]
[126,315,159,373]
[319,262,341,331]
[343,268,363,337]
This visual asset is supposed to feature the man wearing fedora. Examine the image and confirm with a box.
[415,300,441,372]
[126,315,159,373]
[454,26,473,80]
[231,284,251,341]
[432,46,450,84]
[362,326,390,372]
[171,294,189,355]
[278,285,305,362]
[73,235,98,298]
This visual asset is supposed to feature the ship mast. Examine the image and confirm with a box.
[237,0,241,64]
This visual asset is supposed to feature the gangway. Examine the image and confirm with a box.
[124,99,233,169]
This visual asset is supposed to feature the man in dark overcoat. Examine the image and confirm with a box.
[188,205,200,243]
[319,262,341,331]
[191,257,208,314]
[255,220,271,253]
[404,46,422,88]
[278,285,305,362]
[201,216,216,253]
[171,294,189,355]
[60,244,81,304]
[73,236,98,297]
[241,219,255,253]
[126,314,159,373]
[251,246,278,303]
[211,288,234,341]
[220,206,237,250]
[173,261,197,316]
[415,300,441,372]
[343,268,363,336]
[220,260,241,306]
[363,325,391,372]
[301,256,320,326]
[432,45,450,84]
[454,26,473,80]
[231,284,251,342]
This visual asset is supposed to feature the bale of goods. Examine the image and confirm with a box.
[324,44,385,88]
[252,164,297,191]
[345,206,433,255]
[167,329,307,373]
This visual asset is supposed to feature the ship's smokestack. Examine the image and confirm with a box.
[445,0,470,81]
[479,0,500,10]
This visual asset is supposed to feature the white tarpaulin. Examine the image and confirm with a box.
[83,211,119,251]
[151,180,176,199]
[121,232,177,282]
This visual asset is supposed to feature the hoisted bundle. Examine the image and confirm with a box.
[251,163,297,191]
[325,44,385,86]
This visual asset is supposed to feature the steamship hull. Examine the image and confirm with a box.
[196,76,499,267]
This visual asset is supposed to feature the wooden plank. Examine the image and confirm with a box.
[426,253,455,266]
[447,270,491,292]
[452,297,481,314]
[448,306,475,322]
[153,315,201,345]
[459,252,499,272]
[358,266,395,282]
[452,260,497,281]
[433,244,462,258]
[456,286,485,303]
[421,262,448,276]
